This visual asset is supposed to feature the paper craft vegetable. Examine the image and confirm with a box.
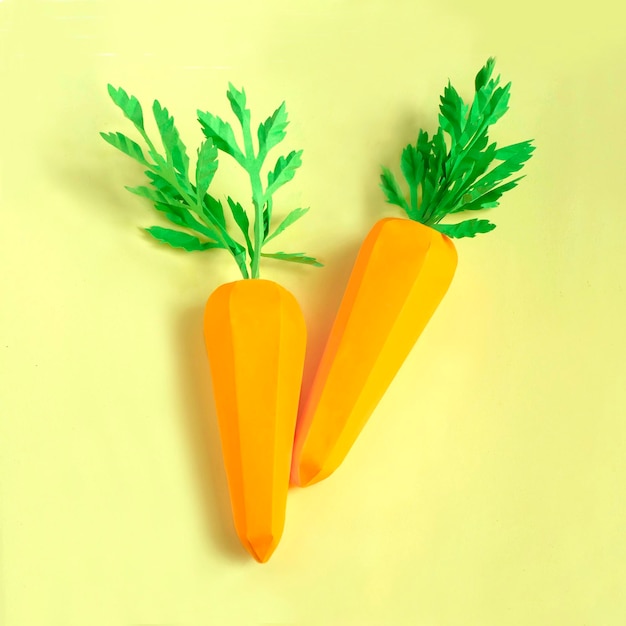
[101,83,320,562]
[292,58,535,487]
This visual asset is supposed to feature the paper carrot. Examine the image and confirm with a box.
[292,58,535,487]
[101,83,320,562]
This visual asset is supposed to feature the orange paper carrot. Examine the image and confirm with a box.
[204,280,305,562]
[292,58,534,487]
[293,218,456,487]
[101,83,320,561]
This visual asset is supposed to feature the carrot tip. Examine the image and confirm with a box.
[295,459,325,488]
[248,534,277,563]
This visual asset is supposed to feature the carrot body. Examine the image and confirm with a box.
[204,279,306,562]
[291,217,458,487]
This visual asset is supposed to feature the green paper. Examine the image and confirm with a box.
[197,87,313,278]
[380,167,409,213]
[100,132,149,166]
[260,251,323,267]
[227,196,253,258]
[266,150,303,198]
[201,194,227,230]
[153,101,190,177]
[264,207,309,245]
[195,140,219,204]
[107,85,144,131]
[432,218,496,238]
[145,226,221,251]
[379,58,535,238]
[197,110,244,164]
[257,102,289,158]
[226,83,248,126]
[125,184,171,205]
[102,84,319,279]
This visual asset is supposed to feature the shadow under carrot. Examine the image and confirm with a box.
[175,303,247,562]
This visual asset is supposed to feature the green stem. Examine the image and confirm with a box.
[249,170,265,279]
[241,110,266,279]
[265,196,273,235]
[410,184,418,219]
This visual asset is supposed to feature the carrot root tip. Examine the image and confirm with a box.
[247,534,277,563]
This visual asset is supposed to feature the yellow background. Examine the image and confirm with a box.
[2,0,625,624]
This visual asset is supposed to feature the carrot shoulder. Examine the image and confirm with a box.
[205,279,306,562]
[292,219,456,486]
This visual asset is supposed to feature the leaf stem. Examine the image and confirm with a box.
[264,197,273,237]
[241,109,266,279]
[409,184,418,218]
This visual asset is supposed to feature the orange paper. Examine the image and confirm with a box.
[292,218,458,487]
[204,279,306,562]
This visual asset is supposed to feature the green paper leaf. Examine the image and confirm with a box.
[100,132,149,165]
[416,129,430,158]
[438,81,468,141]
[152,100,190,176]
[151,201,221,240]
[380,166,409,213]
[144,169,175,193]
[380,58,534,236]
[146,166,225,230]
[125,185,171,205]
[495,139,536,161]
[264,207,309,244]
[266,150,303,197]
[474,57,496,92]
[400,144,424,189]
[145,226,221,251]
[473,143,533,191]
[456,176,524,212]
[226,83,248,126]
[201,194,226,229]
[103,83,317,279]
[197,110,244,163]
[432,219,496,238]
[127,180,219,239]
[152,203,188,227]
[107,84,144,130]
[421,129,447,220]
[257,102,289,156]
[260,251,323,267]
[464,76,500,144]
[484,84,511,128]
[195,139,218,202]
[400,145,423,218]
[226,197,251,247]
[262,199,272,240]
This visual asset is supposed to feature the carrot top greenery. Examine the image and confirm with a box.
[380,58,535,238]
[101,84,321,279]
